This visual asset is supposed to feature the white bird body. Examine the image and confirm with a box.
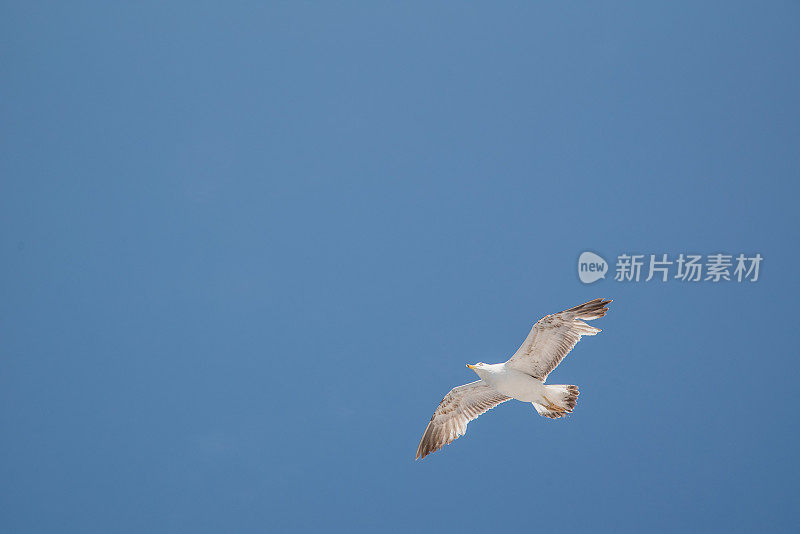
[470,364,547,403]
[415,298,612,460]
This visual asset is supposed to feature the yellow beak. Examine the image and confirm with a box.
[466,364,476,370]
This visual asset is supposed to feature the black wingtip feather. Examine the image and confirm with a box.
[565,298,612,319]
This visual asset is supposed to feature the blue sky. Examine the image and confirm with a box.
[2,2,799,533]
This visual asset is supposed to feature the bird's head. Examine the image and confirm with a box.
[466,362,488,376]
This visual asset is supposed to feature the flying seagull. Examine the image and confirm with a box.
[415,298,611,460]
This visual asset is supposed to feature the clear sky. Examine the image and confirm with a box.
[2,2,799,533]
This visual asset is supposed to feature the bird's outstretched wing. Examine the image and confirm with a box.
[504,298,612,380]
[416,381,510,460]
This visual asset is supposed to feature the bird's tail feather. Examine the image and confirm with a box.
[533,384,579,419]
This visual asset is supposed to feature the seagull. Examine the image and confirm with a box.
[415,298,612,460]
